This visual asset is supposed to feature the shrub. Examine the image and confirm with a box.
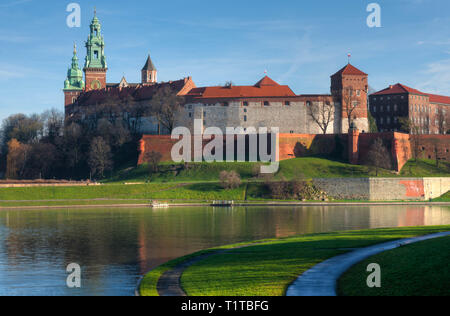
[265,178,328,201]
[219,171,241,189]
[145,151,163,174]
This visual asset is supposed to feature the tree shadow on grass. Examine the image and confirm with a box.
[325,165,368,177]
[187,183,223,192]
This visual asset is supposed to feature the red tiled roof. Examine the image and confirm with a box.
[371,83,426,96]
[185,76,296,99]
[254,76,280,87]
[429,93,450,105]
[332,63,367,76]
[75,78,192,105]
[371,83,450,105]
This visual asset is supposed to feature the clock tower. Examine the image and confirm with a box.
[84,9,107,91]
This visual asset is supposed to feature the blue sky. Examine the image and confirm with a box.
[0,0,449,121]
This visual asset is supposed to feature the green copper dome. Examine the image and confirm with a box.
[63,44,85,91]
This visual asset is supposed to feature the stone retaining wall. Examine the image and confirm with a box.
[313,177,450,201]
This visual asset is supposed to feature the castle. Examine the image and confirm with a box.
[64,11,370,135]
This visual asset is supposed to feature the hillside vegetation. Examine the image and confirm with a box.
[106,157,449,184]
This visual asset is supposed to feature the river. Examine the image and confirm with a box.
[0,205,449,296]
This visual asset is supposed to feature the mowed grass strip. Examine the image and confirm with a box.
[0,183,246,202]
[0,183,175,201]
[338,236,450,296]
[139,226,450,296]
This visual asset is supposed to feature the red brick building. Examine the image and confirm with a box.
[369,84,450,134]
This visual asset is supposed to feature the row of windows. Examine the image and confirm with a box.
[411,117,446,126]
[372,95,405,101]
[377,117,399,125]
[376,115,447,127]
[372,104,401,113]
[372,94,430,102]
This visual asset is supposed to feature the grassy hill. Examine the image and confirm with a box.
[400,159,450,177]
[105,157,450,185]
[105,157,401,184]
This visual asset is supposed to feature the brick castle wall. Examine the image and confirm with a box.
[138,132,450,172]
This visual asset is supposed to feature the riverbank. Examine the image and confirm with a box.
[1,199,450,209]
[138,225,450,296]
[338,235,450,296]
[0,180,449,209]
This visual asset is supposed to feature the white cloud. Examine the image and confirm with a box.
[0,0,32,8]
[0,69,24,79]
[416,59,450,95]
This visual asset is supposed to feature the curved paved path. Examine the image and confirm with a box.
[157,252,222,296]
[286,231,450,296]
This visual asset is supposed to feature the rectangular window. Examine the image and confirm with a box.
[244,115,247,122]
[285,101,291,106]
[94,51,99,59]
[264,101,269,106]
[243,101,249,107]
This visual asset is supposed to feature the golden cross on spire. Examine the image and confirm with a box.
[73,42,77,54]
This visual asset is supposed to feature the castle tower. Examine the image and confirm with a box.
[84,9,107,91]
[141,54,157,85]
[63,44,85,107]
[331,63,369,133]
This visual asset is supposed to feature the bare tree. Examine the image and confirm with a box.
[399,117,422,161]
[365,138,392,176]
[88,137,113,179]
[342,86,359,131]
[42,109,64,143]
[145,151,163,176]
[151,86,184,134]
[436,107,447,135]
[308,98,335,134]
[219,171,241,190]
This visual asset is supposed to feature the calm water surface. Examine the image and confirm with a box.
[0,205,449,296]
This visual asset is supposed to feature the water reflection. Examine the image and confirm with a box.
[0,205,449,296]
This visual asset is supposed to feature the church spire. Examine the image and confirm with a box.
[141,53,157,84]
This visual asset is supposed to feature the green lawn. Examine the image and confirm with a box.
[106,158,400,184]
[0,182,246,202]
[433,191,450,202]
[338,236,450,296]
[105,162,259,184]
[400,159,450,177]
[139,226,450,296]
[107,158,448,185]
[0,158,447,205]
[0,199,151,207]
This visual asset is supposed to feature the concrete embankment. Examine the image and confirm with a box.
[314,177,450,201]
